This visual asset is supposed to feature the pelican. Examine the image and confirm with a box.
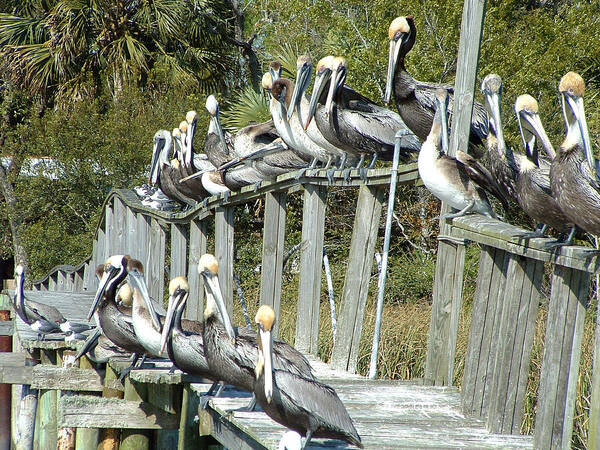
[148,130,196,206]
[254,305,362,449]
[513,94,574,241]
[74,327,130,364]
[385,16,488,156]
[418,88,508,219]
[550,72,600,238]
[13,265,92,339]
[304,55,421,170]
[175,114,214,199]
[199,254,315,403]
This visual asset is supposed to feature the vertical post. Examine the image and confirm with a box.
[590,291,600,449]
[98,364,122,450]
[74,357,99,450]
[96,229,106,270]
[215,206,235,318]
[295,185,327,355]
[148,384,181,449]
[170,223,188,278]
[331,185,384,373]
[178,384,202,450]
[113,197,127,253]
[0,309,11,450]
[34,350,58,450]
[56,350,77,450]
[259,191,287,338]
[120,380,150,450]
[104,200,114,258]
[187,219,207,321]
[137,214,151,282]
[535,263,589,449]
[56,271,66,291]
[125,207,137,257]
[148,218,166,304]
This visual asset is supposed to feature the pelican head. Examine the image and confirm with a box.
[385,16,415,104]
[185,111,198,160]
[514,94,554,163]
[481,74,505,154]
[262,72,273,92]
[15,264,24,278]
[269,61,282,81]
[198,254,236,341]
[179,120,188,136]
[255,304,276,403]
[433,88,450,154]
[559,72,593,169]
[89,255,129,321]
[324,56,347,115]
[126,257,161,331]
[205,95,227,153]
[186,110,197,125]
[304,55,336,130]
[206,95,219,117]
[150,130,172,185]
[160,276,190,355]
[116,283,133,307]
[271,79,291,120]
[287,54,313,120]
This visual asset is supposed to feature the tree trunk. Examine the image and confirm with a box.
[228,0,261,91]
[0,160,28,270]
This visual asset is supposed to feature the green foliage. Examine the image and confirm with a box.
[220,86,271,132]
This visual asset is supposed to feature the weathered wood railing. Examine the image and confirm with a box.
[10,162,600,449]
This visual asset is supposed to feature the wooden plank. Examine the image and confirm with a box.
[104,201,114,258]
[56,271,67,291]
[590,291,600,450]
[125,206,137,257]
[137,214,151,283]
[96,228,106,270]
[58,395,179,430]
[120,380,152,449]
[148,218,166,305]
[74,356,100,450]
[178,384,202,449]
[35,350,58,450]
[187,219,207,321]
[487,256,543,434]
[295,184,327,355]
[535,265,589,449]
[170,223,188,278]
[0,321,13,336]
[259,191,287,338]
[148,383,181,448]
[113,197,127,253]
[198,404,267,450]
[331,185,384,373]
[424,238,466,385]
[30,366,104,391]
[48,274,57,292]
[73,268,84,293]
[215,206,235,318]
[98,362,122,450]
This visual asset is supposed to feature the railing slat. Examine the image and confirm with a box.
[187,220,207,321]
[170,224,188,279]
[295,185,327,355]
[126,206,137,254]
[215,206,235,318]
[114,197,127,253]
[105,200,114,259]
[137,214,151,287]
[331,185,384,373]
[259,191,287,338]
[590,294,600,449]
[148,218,166,305]
[535,262,589,449]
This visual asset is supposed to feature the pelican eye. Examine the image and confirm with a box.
[105,264,113,273]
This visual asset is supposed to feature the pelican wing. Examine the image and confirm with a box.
[455,150,509,210]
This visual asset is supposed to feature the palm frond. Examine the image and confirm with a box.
[0,14,48,45]
[220,86,270,132]
[270,42,302,78]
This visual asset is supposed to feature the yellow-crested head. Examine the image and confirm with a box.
[333,56,347,70]
[172,128,181,138]
[481,73,502,94]
[255,304,276,331]
[179,120,188,133]
[388,16,410,40]
[515,94,539,114]
[117,283,133,306]
[559,72,585,98]
[186,110,197,124]
[198,254,219,276]
[205,95,218,115]
[169,276,189,295]
[261,72,273,90]
[297,54,312,67]
[316,55,336,73]
[126,258,144,275]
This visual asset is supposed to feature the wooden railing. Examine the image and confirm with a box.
[28,163,600,448]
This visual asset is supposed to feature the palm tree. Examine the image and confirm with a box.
[0,0,233,103]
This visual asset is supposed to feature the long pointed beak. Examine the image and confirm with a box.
[486,92,505,152]
[516,111,536,163]
[218,140,287,172]
[288,64,312,120]
[188,119,197,158]
[384,40,400,104]
[259,327,273,403]
[439,98,449,154]
[179,169,209,183]
[74,327,102,361]
[202,272,236,341]
[88,267,120,321]
[305,70,331,130]
[149,139,163,184]
[569,96,594,171]
[160,292,180,355]
[522,112,555,161]
[128,270,162,331]
[324,67,340,116]
[15,271,25,314]
[212,114,228,155]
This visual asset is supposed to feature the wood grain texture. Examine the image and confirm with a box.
[148,218,166,305]
[171,223,188,279]
[186,219,207,321]
[590,295,600,450]
[215,206,235,318]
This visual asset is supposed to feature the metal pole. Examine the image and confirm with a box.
[368,130,407,379]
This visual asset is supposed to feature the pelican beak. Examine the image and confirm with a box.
[187,117,197,156]
[435,95,449,154]
[202,271,236,341]
[218,140,287,172]
[516,111,537,164]
[88,266,122,321]
[288,63,312,120]
[325,63,346,115]
[385,35,404,104]
[149,136,164,184]
[160,291,182,355]
[128,269,162,331]
[179,169,209,183]
[14,269,25,313]
[211,109,228,155]
[485,90,505,154]
[305,69,331,130]
[259,326,274,403]
[565,94,593,171]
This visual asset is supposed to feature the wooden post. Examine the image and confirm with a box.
[461,246,508,416]
[34,350,58,450]
[215,206,235,318]
[96,229,106,271]
[56,271,66,291]
[178,384,203,450]
[119,380,150,450]
[424,237,466,385]
[259,191,287,338]
[16,358,38,450]
[104,201,114,258]
[295,184,327,355]
[535,263,589,449]
[97,364,122,450]
[125,206,137,256]
[137,214,151,284]
[148,218,166,304]
[148,384,181,448]
[187,220,207,321]
[487,255,543,434]
[590,294,600,449]
[48,275,57,292]
[113,197,127,253]
[171,223,188,278]
[0,309,11,450]
[56,350,77,450]
[73,357,100,450]
[331,185,384,373]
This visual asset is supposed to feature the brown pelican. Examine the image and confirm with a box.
[199,254,315,399]
[148,130,196,206]
[418,88,508,219]
[254,305,362,449]
[513,94,574,241]
[550,72,600,238]
[13,265,93,339]
[304,55,421,171]
[176,114,214,199]
[385,16,488,156]
[74,327,130,364]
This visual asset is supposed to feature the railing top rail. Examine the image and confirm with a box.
[31,261,89,287]
[450,215,600,273]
